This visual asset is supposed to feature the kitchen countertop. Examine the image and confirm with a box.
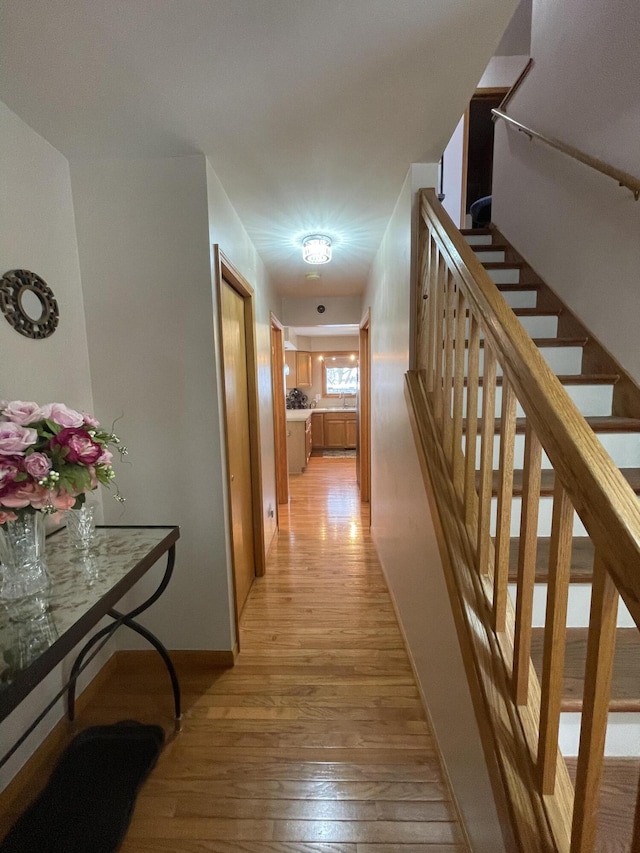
[286,407,356,421]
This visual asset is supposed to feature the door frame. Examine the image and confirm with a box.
[213,246,266,637]
[270,313,289,506]
[359,309,371,507]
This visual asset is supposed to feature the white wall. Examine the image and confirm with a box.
[71,155,235,652]
[281,296,362,327]
[0,102,92,408]
[364,165,506,853]
[206,161,280,557]
[495,0,532,55]
[492,0,640,381]
[70,154,280,654]
[442,117,466,227]
[0,101,109,790]
[0,113,281,790]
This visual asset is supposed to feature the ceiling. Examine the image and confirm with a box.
[0,0,518,298]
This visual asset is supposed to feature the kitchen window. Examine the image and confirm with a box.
[322,353,359,397]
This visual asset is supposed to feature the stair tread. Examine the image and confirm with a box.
[494,282,542,291]
[530,627,640,710]
[513,307,561,316]
[482,260,526,269]
[507,536,594,583]
[462,307,561,317]
[474,337,589,348]
[468,415,640,433]
[483,467,640,497]
[471,374,620,386]
[461,227,492,235]
[473,243,509,251]
[529,336,588,347]
[565,757,640,852]
[466,337,587,348]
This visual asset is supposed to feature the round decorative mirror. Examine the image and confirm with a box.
[0,270,59,339]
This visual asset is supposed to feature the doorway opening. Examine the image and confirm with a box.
[462,90,507,226]
[270,321,371,506]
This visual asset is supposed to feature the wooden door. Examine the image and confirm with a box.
[221,278,256,615]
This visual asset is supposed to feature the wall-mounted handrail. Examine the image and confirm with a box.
[493,108,640,200]
[496,57,533,115]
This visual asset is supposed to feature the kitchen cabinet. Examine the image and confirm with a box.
[311,413,324,448]
[322,412,357,449]
[287,414,312,473]
[285,351,296,390]
[346,416,357,448]
[284,350,312,389]
[295,351,312,387]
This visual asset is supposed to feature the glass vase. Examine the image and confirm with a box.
[0,512,49,601]
[66,505,96,554]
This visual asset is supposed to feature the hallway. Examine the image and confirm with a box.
[1,458,469,851]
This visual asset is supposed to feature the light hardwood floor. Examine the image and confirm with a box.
[2,457,469,852]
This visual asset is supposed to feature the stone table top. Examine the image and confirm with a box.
[0,525,179,720]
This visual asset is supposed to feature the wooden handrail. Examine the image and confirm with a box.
[419,189,640,624]
[492,109,640,200]
[409,188,640,852]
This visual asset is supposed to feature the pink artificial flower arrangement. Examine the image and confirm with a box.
[0,400,126,524]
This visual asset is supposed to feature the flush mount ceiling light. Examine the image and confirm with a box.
[302,234,332,265]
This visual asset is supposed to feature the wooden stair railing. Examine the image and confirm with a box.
[407,188,640,853]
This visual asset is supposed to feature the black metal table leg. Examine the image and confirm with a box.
[67,545,180,724]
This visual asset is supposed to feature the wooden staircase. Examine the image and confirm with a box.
[463,224,640,852]
[407,189,640,853]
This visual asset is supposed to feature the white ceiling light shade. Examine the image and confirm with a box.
[302,235,332,264]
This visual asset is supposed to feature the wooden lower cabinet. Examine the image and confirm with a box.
[305,417,312,463]
[287,417,312,473]
[311,413,324,448]
[346,416,357,448]
[321,412,357,449]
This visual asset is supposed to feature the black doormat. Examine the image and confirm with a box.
[1,721,164,853]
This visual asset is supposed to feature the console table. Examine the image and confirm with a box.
[0,525,180,770]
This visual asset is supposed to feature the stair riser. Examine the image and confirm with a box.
[464,234,492,246]
[461,382,614,419]
[458,345,584,379]
[469,315,559,339]
[472,431,640,471]
[493,495,588,538]
[487,268,521,285]
[473,250,505,262]
[506,583,635,629]
[559,713,640,757]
